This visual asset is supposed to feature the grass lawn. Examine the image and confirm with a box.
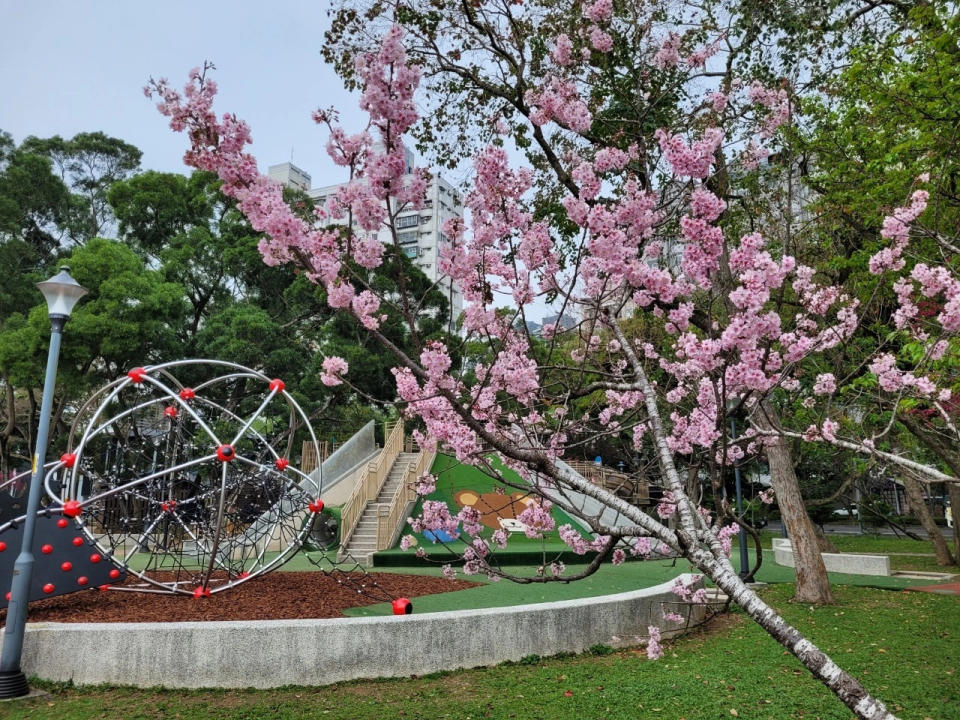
[8,584,957,720]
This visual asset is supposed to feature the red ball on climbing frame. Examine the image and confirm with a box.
[42,583,54,594]
[61,561,73,572]
[275,457,290,471]
[72,536,84,547]
[109,569,121,580]
[90,553,101,563]
[163,406,178,418]
[216,444,235,462]
[57,518,69,528]
[62,499,82,518]
[268,378,285,393]
[41,544,53,554]
[179,387,196,401]
[60,452,77,468]
[77,576,89,586]
[127,366,147,383]
[308,499,324,514]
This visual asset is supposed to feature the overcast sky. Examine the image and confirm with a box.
[2,0,364,185]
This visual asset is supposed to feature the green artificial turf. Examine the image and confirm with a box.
[8,584,958,720]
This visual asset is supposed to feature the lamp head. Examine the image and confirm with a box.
[37,265,88,319]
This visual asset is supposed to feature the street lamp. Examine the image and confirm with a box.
[0,266,87,698]
[724,399,752,582]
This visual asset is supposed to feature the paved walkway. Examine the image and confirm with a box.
[905,581,960,596]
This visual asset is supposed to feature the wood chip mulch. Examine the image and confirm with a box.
[0,571,478,624]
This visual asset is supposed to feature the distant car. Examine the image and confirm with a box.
[947,504,954,529]
[832,508,858,518]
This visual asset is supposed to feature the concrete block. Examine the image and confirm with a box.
[772,539,891,576]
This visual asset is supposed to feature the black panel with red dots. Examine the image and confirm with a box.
[0,512,126,608]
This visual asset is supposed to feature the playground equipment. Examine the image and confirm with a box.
[1,360,324,600]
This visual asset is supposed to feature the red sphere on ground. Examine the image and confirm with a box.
[77,576,88,586]
[72,536,84,547]
[392,598,413,615]
[61,561,73,572]
[127,367,147,383]
[42,583,54,594]
[57,518,69,528]
[163,406,178,418]
[268,378,285,392]
[41,544,53,554]
[60,452,77,468]
[62,499,83,518]
[275,457,290,471]
[192,586,210,599]
[90,554,101,563]
[179,387,196,401]
[109,568,121,579]
[216,444,235,462]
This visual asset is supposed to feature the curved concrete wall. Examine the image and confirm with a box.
[10,575,705,689]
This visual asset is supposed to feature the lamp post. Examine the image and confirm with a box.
[0,266,87,698]
[729,416,752,581]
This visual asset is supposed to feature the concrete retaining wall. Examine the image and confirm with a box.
[10,575,705,689]
[772,538,891,576]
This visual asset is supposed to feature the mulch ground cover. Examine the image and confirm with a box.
[0,571,478,624]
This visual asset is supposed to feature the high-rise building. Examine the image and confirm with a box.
[268,152,464,325]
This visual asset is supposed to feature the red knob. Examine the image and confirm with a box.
[268,378,285,392]
[179,387,196,401]
[392,598,413,615]
[127,367,147,383]
[62,499,82,517]
[0,541,6,552]
[41,544,53,554]
[57,518,69,528]
[42,583,55,594]
[61,561,73,572]
[109,568,121,580]
[60,452,77,468]
[77,576,88,586]
[90,554,101,563]
[72,536,84,547]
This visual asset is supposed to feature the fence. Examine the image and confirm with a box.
[338,421,404,549]
[565,460,650,505]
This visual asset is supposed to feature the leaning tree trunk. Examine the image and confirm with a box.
[902,473,955,566]
[948,483,960,561]
[756,401,833,603]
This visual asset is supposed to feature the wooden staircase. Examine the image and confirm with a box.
[339,452,418,564]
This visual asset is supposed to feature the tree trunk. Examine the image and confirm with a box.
[814,525,839,553]
[702,554,897,720]
[948,483,960,560]
[902,473,955,566]
[755,401,833,603]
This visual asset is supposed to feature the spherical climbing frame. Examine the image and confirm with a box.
[47,359,324,596]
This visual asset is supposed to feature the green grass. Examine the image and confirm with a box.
[8,584,958,720]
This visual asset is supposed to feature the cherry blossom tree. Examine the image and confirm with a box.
[145,8,960,718]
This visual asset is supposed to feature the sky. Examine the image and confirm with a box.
[1,0,558,321]
[2,0,364,186]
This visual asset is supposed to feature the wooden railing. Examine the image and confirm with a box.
[566,460,650,505]
[299,440,330,475]
[339,421,404,549]
[376,445,436,551]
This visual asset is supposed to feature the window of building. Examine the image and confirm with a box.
[398,231,418,244]
[404,246,418,258]
[396,214,419,229]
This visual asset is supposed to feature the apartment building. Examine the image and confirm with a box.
[268,153,464,324]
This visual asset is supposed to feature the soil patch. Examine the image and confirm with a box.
[0,571,478,624]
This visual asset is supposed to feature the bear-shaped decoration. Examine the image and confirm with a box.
[453,490,537,531]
